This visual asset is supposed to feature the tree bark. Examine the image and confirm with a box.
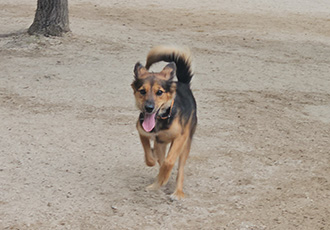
[28,0,70,36]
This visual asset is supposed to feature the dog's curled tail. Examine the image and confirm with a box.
[145,45,194,84]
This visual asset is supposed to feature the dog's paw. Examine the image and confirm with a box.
[170,190,185,201]
[146,182,160,191]
[145,148,156,167]
[145,159,156,167]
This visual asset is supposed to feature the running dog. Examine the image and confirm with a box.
[131,45,197,200]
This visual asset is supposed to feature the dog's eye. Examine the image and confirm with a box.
[156,90,164,96]
[139,89,146,95]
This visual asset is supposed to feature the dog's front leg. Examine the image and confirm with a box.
[147,133,188,191]
[139,134,156,167]
[154,141,167,166]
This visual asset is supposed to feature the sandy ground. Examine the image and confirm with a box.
[1,0,330,229]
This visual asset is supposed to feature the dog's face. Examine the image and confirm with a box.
[131,62,176,132]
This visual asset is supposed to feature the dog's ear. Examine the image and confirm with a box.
[134,62,147,79]
[161,62,176,81]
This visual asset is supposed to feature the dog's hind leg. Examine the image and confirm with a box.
[139,134,156,167]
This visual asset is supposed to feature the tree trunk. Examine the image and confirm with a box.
[28,0,70,36]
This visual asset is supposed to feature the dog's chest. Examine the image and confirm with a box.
[137,117,176,143]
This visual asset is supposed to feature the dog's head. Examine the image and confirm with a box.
[131,62,176,132]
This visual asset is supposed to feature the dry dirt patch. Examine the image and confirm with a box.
[1,1,330,229]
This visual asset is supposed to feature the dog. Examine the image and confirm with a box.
[131,45,197,200]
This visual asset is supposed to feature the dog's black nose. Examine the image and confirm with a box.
[145,104,154,113]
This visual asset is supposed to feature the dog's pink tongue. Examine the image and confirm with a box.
[142,113,156,132]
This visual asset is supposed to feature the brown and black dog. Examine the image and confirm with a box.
[131,45,197,200]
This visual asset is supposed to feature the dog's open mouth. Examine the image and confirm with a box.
[142,112,156,132]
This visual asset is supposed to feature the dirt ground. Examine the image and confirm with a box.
[1,0,330,229]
